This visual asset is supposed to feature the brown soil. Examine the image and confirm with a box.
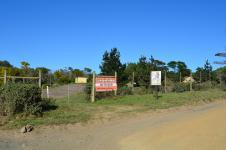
[1,100,226,150]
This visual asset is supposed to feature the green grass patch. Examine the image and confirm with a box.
[97,89,226,108]
[2,89,226,129]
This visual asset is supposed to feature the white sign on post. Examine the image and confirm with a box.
[151,71,162,85]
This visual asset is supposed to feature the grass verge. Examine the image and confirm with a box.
[1,89,226,129]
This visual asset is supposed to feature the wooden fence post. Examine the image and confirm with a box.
[91,72,96,103]
[219,72,222,88]
[179,72,182,83]
[4,70,7,85]
[39,70,42,88]
[115,72,117,96]
[132,72,135,92]
[164,70,167,93]
[199,71,202,83]
[67,84,70,103]
[47,86,50,99]
[190,72,193,91]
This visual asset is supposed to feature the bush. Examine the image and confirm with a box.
[133,86,149,95]
[0,84,43,116]
[193,81,215,91]
[118,86,133,96]
[95,91,115,100]
[173,83,190,93]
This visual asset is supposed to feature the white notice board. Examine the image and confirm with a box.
[151,71,161,86]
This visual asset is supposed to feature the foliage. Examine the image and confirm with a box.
[118,86,133,96]
[35,67,51,85]
[173,83,190,92]
[99,48,127,85]
[0,84,43,116]
[124,55,167,88]
[167,61,190,82]
[133,86,152,95]
[0,60,13,68]
[193,82,212,91]
[0,50,226,90]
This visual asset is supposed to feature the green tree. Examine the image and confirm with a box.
[204,59,213,81]
[100,48,126,85]
[167,61,177,72]
[150,56,167,71]
[21,61,30,70]
[84,67,92,75]
[136,56,150,86]
[0,60,13,68]
[35,67,51,85]
[177,61,190,77]
[20,61,30,76]
[194,67,204,82]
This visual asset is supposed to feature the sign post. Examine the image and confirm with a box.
[91,72,96,103]
[114,72,117,96]
[151,71,162,99]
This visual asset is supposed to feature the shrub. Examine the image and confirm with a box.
[133,86,149,95]
[95,91,114,100]
[173,83,190,93]
[0,84,43,116]
[118,86,133,96]
[193,81,215,91]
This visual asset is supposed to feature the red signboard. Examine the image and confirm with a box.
[95,76,117,92]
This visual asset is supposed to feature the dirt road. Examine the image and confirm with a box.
[1,101,226,150]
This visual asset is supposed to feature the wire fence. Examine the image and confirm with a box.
[1,69,225,100]
[41,84,86,99]
[84,71,226,102]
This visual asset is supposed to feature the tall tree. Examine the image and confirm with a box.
[21,61,30,70]
[177,61,190,77]
[0,60,13,68]
[204,59,213,81]
[84,67,92,75]
[100,48,126,84]
[150,56,167,71]
[167,61,177,72]
[20,61,30,75]
[36,67,51,84]
[136,56,150,86]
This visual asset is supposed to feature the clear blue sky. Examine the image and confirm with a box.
[0,0,225,72]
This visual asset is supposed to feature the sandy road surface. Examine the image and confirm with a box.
[1,101,226,150]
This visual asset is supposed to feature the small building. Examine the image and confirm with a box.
[75,77,88,84]
[183,76,195,83]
